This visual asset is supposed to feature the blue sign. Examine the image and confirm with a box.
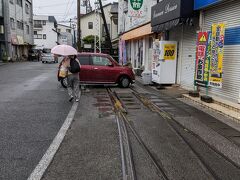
[194,0,223,10]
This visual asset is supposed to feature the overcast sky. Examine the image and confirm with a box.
[33,0,116,24]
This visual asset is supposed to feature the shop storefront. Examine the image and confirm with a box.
[195,0,240,103]
[151,0,197,89]
[121,23,154,75]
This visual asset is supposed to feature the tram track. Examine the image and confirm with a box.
[107,86,240,180]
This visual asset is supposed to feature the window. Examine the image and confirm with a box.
[34,31,37,35]
[88,22,93,29]
[43,34,46,39]
[102,24,110,36]
[16,0,22,7]
[34,20,42,28]
[10,0,14,4]
[17,21,24,30]
[77,56,90,65]
[91,56,111,66]
[25,3,30,14]
[42,20,46,25]
[26,25,29,34]
[66,29,71,33]
[34,34,42,39]
[57,29,61,32]
[10,18,15,29]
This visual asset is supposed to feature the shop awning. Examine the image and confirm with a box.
[152,18,180,32]
[121,23,152,41]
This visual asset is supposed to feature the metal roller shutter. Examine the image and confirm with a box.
[203,0,240,102]
[170,25,197,90]
[180,26,197,90]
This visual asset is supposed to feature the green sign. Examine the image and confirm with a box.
[130,0,143,10]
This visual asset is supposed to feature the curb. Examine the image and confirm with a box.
[182,94,240,124]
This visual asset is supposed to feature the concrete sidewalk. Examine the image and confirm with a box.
[136,76,240,125]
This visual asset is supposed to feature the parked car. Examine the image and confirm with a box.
[28,49,40,61]
[41,48,58,63]
[58,53,135,88]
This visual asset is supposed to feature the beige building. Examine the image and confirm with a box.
[80,3,118,51]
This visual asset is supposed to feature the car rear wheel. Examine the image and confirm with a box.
[119,76,130,88]
[60,77,68,88]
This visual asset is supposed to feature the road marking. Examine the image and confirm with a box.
[27,92,81,180]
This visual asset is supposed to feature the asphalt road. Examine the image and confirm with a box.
[0,62,71,180]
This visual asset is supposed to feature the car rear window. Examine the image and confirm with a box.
[42,49,51,53]
[78,55,90,65]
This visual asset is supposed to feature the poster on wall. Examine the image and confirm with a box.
[194,31,209,87]
[209,23,225,88]
[128,0,145,17]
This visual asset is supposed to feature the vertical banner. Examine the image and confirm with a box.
[122,40,127,64]
[194,32,209,86]
[119,40,123,65]
[209,23,225,88]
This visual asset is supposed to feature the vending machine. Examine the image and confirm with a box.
[152,40,178,84]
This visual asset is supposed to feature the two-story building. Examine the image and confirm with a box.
[4,0,34,61]
[33,15,58,49]
[57,24,75,47]
[80,3,118,53]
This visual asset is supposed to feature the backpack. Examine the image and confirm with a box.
[69,59,80,73]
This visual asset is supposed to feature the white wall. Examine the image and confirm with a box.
[80,4,118,41]
[33,15,58,49]
[118,0,157,34]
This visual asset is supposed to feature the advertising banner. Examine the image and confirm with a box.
[194,32,209,86]
[164,44,176,60]
[128,0,145,17]
[209,23,225,88]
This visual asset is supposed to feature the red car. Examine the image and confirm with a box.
[59,53,135,88]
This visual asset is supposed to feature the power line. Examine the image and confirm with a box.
[63,0,75,21]
[33,3,68,9]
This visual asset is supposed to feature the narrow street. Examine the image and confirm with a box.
[0,62,71,180]
[1,62,240,179]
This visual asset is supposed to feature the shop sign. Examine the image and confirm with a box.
[17,35,24,45]
[128,0,145,17]
[151,0,181,27]
[209,23,225,88]
[194,0,223,10]
[164,44,176,60]
[194,32,209,86]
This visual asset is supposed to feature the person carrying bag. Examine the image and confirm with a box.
[66,55,81,102]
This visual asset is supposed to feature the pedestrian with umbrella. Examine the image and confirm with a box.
[51,45,81,102]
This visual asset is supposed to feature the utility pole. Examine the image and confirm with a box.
[77,0,81,51]
[98,0,112,54]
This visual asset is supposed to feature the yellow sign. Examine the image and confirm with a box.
[164,44,176,60]
[209,23,225,88]
[199,34,207,42]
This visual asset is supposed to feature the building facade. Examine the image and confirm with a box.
[118,0,156,72]
[0,0,5,62]
[194,0,240,103]
[80,3,118,52]
[151,0,197,89]
[33,15,58,49]
[57,24,75,47]
[3,0,34,61]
